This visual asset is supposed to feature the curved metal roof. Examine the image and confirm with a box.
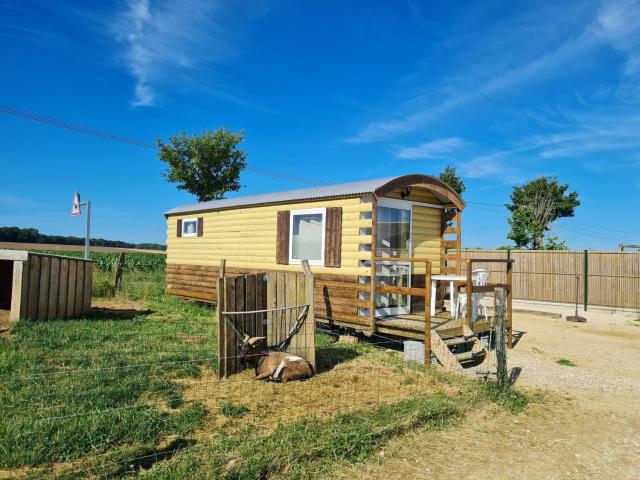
[165,174,465,216]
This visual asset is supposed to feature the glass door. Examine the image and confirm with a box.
[375,198,412,316]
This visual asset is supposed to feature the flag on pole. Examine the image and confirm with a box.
[71,191,81,216]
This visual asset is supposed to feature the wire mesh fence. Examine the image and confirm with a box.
[2,294,483,479]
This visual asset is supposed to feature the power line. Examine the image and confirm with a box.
[553,225,624,242]
[466,201,505,207]
[566,220,636,236]
[467,205,633,242]
[0,104,328,186]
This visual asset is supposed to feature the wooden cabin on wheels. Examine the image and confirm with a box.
[165,174,512,370]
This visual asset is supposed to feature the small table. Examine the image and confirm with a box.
[430,274,466,319]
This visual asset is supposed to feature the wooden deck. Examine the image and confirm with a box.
[375,311,494,340]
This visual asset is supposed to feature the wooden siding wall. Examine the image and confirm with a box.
[167,263,367,327]
[166,188,454,329]
[412,205,442,275]
[462,250,640,310]
[166,197,373,277]
[18,253,93,321]
[384,187,440,204]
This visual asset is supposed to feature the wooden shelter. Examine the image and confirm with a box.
[165,174,512,369]
[0,249,93,322]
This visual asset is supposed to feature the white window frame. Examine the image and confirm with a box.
[181,218,198,237]
[288,208,326,266]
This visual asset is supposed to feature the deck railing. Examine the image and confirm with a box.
[370,257,432,363]
[463,258,514,348]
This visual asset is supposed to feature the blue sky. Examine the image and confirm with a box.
[1,0,639,248]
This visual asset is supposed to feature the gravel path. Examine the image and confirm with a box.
[336,309,640,480]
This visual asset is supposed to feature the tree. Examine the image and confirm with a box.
[506,176,579,250]
[157,128,247,202]
[438,166,465,195]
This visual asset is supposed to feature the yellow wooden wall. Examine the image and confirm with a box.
[411,205,441,274]
[167,188,447,279]
[166,196,373,277]
[384,187,440,204]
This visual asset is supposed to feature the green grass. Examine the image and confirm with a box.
[0,295,215,469]
[138,394,463,480]
[92,269,166,301]
[220,402,250,418]
[556,358,577,367]
[1,272,531,478]
[21,249,166,273]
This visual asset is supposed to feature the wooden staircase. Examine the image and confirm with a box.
[430,325,486,371]
[440,210,462,275]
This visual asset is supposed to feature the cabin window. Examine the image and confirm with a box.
[181,218,198,237]
[289,208,326,265]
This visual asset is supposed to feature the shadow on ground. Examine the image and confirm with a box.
[315,346,361,373]
[88,307,153,321]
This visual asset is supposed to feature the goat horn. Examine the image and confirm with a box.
[248,336,266,345]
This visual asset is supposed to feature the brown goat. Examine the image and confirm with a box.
[239,336,314,383]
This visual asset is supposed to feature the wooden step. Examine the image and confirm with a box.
[454,350,486,363]
[444,336,474,346]
[430,333,463,372]
[454,351,475,362]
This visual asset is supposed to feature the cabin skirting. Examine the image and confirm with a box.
[166,263,368,327]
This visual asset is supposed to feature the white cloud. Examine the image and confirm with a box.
[112,0,269,107]
[348,0,640,143]
[456,152,511,179]
[394,137,467,159]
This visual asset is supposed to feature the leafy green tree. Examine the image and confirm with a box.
[438,166,465,195]
[506,176,579,250]
[544,236,568,250]
[157,128,247,202]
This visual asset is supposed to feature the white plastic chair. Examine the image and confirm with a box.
[457,269,490,322]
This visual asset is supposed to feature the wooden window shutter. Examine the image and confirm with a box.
[177,219,183,237]
[324,207,342,267]
[276,210,290,264]
[197,217,204,237]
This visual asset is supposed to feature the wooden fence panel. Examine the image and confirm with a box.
[218,271,315,379]
[16,253,93,321]
[58,258,69,319]
[462,250,640,309]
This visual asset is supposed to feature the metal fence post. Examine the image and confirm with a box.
[583,249,588,312]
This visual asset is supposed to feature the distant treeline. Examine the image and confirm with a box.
[0,226,166,251]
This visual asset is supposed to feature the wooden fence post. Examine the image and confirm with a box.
[423,261,431,367]
[494,287,508,389]
[219,259,226,279]
[114,252,126,292]
[507,259,513,349]
[216,277,226,379]
[466,258,473,327]
[302,260,316,368]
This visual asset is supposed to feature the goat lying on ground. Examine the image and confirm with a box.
[238,335,314,383]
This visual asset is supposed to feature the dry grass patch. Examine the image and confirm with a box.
[180,350,454,436]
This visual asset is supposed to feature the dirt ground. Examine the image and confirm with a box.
[0,309,10,333]
[335,309,640,480]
